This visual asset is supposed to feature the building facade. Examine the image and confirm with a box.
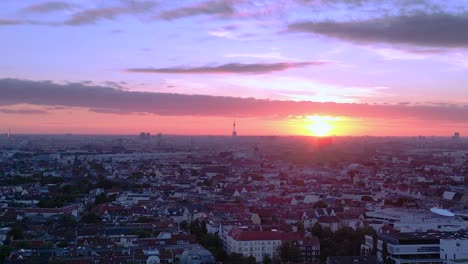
[225,227,319,262]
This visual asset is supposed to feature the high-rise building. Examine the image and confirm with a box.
[452,132,460,140]
[139,132,151,140]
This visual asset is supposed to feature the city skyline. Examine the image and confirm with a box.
[1,0,468,136]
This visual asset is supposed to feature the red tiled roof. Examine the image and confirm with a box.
[23,204,79,214]
[228,227,282,241]
[303,236,320,247]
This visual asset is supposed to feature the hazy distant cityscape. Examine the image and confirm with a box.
[0,131,466,263]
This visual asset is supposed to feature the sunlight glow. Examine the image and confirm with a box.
[306,115,340,137]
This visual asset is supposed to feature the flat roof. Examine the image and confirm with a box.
[379,231,468,244]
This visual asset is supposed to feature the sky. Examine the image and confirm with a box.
[1,0,468,136]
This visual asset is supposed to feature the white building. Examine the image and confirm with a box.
[226,227,282,261]
[365,231,468,264]
[440,238,468,263]
[225,227,320,263]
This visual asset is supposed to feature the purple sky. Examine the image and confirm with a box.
[0,0,467,135]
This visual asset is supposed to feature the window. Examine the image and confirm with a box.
[417,247,439,252]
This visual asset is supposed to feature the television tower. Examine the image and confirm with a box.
[232,120,237,137]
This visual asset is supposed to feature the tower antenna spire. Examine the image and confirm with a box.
[232,120,237,137]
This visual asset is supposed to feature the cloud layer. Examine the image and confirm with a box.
[1,79,467,122]
[0,108,48,114]
[65,1,157,25]
[19,1,77,14]
[126,62,328,74]
[4,0,468,53]
[288,13,468,48]
[157,0,234,20]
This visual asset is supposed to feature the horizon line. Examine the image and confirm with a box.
[0,132,462,138]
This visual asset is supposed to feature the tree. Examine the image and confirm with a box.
[262,255,272,264]
[320,237,336,262]
[272,254,281,264]
[180,220,189,231]
[191,220,227,261]
[133,229,151,238]
[361,195,374,202]
[224,253,246,264]
[37,198,64,208]
[296,221,305,232]
[308,222,323,238]
[8,226,24,240]
[190,220,203,237]
[356,181,366,187]
[82,212,101,224]
[94,193,116,205]
[357,226,377,256]
[58,215,77,228]
[279,242,301,262]
[199,233,226,261]
[0,246,12,263]
[314,200,328,208]
[246,256,256,264]
[381,240,395,264]
[311,224,378,261]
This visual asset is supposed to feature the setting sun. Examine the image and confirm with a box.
[306,115,339,136]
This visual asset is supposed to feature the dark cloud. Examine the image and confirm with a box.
[0,1,157,26]
[103,81,123,89]
[0,78,467,122]
[288,13,468,48]
[296,0,412,6]
[126,62,328,74]
[157,0,235,20]
[20,1,77,14]
[65,7,124,25]
[295,0,453,15]
[0,108,48,115]
[0,19,22,25]
[65,1,157,25]
[403,48,447,54]
[0,18,60,26]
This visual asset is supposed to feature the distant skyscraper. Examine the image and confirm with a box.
[139,132,151,140]
[452,132,460,140]
[157,133,162,146]
[232,121,237,137]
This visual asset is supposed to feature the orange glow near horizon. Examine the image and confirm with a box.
[284,115,346,137]
[306,115,340,137]
[1,104,467,136]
